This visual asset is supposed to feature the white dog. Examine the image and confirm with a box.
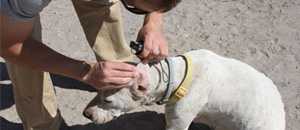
[84,49,285,130]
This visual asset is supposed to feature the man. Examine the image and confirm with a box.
[0,0,181,130]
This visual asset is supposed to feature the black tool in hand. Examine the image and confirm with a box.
[130,41,159,65]
[130,41,144,55]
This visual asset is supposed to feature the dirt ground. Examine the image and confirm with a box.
[1,0,299,130]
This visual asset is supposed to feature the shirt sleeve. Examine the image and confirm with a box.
[1,0,51,21]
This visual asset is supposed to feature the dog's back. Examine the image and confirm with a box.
[186,49,285,130]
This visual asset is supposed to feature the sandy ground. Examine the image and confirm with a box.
[1,0,300,130]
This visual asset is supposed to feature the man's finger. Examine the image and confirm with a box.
[105,77,132,85]
[109,70,138,78]
[159,41,168,58]
[152,40,160,56]
[140,35,153,59]
[109,62,136,71]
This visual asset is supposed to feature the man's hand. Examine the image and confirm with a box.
[136,12,168,63]
[82,61,139,90]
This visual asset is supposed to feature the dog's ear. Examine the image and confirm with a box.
[130,64,150,99]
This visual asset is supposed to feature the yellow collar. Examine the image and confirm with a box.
[169,54,193,103]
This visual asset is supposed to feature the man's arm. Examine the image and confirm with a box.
[1,14,86,80]
[143,12,163,27]
[0,13,138,89]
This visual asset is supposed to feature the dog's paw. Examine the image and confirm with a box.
[83,106,114,124]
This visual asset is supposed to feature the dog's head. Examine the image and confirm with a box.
[84,63,157,124]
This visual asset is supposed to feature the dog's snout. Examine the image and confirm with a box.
[83,107,95,120]
[83,111,92,119]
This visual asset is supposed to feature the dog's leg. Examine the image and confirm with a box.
[83,94,102,119]
[165,101,205,130]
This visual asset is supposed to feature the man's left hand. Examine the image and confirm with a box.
[136,12,168,63]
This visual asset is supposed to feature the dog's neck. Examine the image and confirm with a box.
[145,56,187,104]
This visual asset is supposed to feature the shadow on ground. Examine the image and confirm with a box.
[0,84,15,110]
[72,111,211,130]
[50,74,96,92]
[0,63,15,110]
[0,117,23,130]
[1,111,211,130]
[0,63,9,81]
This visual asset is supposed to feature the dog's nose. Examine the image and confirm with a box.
[83,108,94,120]
[83,111,92,119]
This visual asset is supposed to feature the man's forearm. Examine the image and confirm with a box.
[2,37,88,80]
[144,12,163,27]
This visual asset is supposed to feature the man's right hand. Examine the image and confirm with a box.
[81,61,139,90]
